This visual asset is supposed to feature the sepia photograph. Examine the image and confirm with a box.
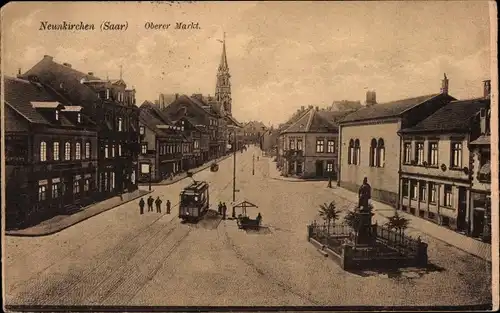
[1,1,498,311]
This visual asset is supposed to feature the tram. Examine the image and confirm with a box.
[178,180,210,221]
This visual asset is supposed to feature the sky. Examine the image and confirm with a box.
[1,1,494,126]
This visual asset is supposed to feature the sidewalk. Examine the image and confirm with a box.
[328,186,492,262]
[139,154,232,186]
[266,157,328,182]
[5,189,152,237]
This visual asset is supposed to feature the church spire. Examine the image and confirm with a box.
[215,32,232,115]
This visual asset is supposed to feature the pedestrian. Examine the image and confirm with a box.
[147,196,154,212]
[166,199,171,214]
[222,202,227,220]
[256,212,262,225]
[155,196,162,213]
[139,197,145,215]
[218,201,223,215]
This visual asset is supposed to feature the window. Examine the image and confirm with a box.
[403,142,412,164]
[402,179,409,198]
[451,142,462,168]
[140,126,145,135]
[40,141,47,162]
[38,185,47,201]
[77,113,81,123]
[111,144,115,158]
[327,140,335,153]
[419,182,426,202]
[415,142,424,165]
[348,139,354,164]
[75,143,81,160]
[85,142,91,159]
[428,142,438,166]
[326,162,334,172]
[289,139,295,150]
[110,172,116,190]
[429,182,437,203]
[377,139,385,167]
[369,139,377,167]
[141,144,147,154]
[84,179,90,192]
[73,180,80,195]
[64,142,71,160]
[296,140,303,151]
[354,139,360,165]
[105,144,109,158]
[53,142,60,161]
[444,185,453,207]
[118,118,123,132]
[55,110,59,121]
[52,183,60,198]
[118,144,122,156]
[410,180,418,200]
[316,139,324,153]
[106,89,110,99]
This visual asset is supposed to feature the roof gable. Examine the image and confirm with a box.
[282,109,313,133]
[340,94,442,123]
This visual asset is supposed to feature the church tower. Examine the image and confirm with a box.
[215,32,232,115]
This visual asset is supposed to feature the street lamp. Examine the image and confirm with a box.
[252,153,255,175]
[227,125,239,203]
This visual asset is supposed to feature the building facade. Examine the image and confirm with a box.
[338,75,456,207]
[4,76,98,228]
[22,56,140,201]
[280,108,349,179]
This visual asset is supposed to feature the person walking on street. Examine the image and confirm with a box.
[222,202,227,220]
[218,201,223,215]
[166,199,171,214]
[139,197,145,215]
[155,196,162,213]
[147,196,154,212]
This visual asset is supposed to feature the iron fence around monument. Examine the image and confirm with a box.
[373,224,427,256]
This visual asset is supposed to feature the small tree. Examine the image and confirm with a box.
[318,201,339,235]
[385,211,410,242]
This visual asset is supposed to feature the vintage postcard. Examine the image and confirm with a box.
[1,1,498,311]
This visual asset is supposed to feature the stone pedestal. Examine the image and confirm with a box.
[355,210,375,246]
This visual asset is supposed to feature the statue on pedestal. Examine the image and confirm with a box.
[358,177,371,212]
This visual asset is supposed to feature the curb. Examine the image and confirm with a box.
[5,190,154,237]
[138,155,232,186]
[268,176,329,183]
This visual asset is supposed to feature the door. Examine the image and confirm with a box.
[457,187,467,231]
[472,209,485,237]
[315,160,324,177]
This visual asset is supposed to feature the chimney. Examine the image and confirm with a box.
[175,93,179,100]
[483,80,491,98]
[301,105,305,110]
[43,55,53,61]
[88,72,94,76]
[440,73,449,94]
[315,106,319,111]
[366,91,377,106]
[63,63,72,68]
[17,68,22,78]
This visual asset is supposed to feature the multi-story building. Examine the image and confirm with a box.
[4,76,98,228]
[138,101,185,182]
[172,116,204,169]
[397,87,489,233]
[468,81,491,242]
[22,56,140,201]
[279,107,350,179]
[338,74,456,207]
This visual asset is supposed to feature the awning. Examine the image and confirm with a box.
[470,135,490,145]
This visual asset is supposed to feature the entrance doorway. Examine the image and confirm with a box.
[315,160,324,177]
[472,209,485,237]
[457,187,467,231]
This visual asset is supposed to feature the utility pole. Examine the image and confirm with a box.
[232,130,237,202]
[252,154,255,175]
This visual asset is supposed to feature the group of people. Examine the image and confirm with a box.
[138,196,171,215]
[218,202,228,219]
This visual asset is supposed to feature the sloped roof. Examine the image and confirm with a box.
[400,98,489,134]
[340,94,442,123]
[141,100,173,125]
[139,108,183,139]
[282,109,345,133]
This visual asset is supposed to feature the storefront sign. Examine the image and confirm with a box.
[38,179,48,186]
[52,178,61,183]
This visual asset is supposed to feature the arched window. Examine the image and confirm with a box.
[377,138,385,167]
[65,142,71,160]
[370,139,377,167]
[348,139,354,164]
[75,142,81,160]
[40,141,47,162]
[354,139,361,165]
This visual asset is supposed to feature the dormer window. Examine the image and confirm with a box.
[140,126,145,135]
[55,110,59,121]
[77,113,81,123]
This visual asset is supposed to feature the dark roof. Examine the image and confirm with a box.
[22,56,101,109]
[282,109,348,133]
[139,108,183,139]
[4,76,95,129]
[140,100,173,125]
[340,94,441,123]
[400,98,489,133]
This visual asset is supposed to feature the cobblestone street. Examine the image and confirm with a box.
[4,146,492,307]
